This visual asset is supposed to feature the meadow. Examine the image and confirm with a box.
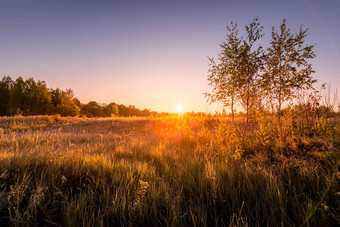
[0,113,339,226]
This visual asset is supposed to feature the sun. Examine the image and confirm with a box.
[176,105,184,113]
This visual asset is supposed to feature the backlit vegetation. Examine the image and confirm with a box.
[0,110,339,226]
[1,18,339,226]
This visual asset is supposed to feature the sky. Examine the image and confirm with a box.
[0,0,339,113]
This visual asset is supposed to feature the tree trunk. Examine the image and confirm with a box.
[231,95,235,122]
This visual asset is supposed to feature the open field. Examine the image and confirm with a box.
[0,115,339,226]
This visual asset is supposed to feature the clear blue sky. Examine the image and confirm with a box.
[0,0,339,112]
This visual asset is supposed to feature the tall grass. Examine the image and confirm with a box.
[0,114,339,226]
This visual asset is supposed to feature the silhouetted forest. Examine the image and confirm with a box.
[0,76,156,117]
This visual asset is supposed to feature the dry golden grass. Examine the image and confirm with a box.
[0,115,339,226]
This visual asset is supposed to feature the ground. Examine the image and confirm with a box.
[0,115,339,226]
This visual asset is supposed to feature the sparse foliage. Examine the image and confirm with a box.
[206,18,317,126]
[206,18,265,123]
[263,19,316,124]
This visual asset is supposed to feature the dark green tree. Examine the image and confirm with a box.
[83,101,104,117]
[24,78,52,115]
[9,77,26,115]
[0,76,13,116]
[51,88,62,108]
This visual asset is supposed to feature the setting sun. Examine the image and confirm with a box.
[176,104,184,113]
[0,0,339,226]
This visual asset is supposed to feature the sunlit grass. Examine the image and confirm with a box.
[0,115,339,226]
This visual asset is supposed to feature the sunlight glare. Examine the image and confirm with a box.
[176,105,184,113]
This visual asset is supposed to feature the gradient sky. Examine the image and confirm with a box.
[0,0,339,113]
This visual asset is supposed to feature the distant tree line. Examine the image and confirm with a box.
[0,76,156,117]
